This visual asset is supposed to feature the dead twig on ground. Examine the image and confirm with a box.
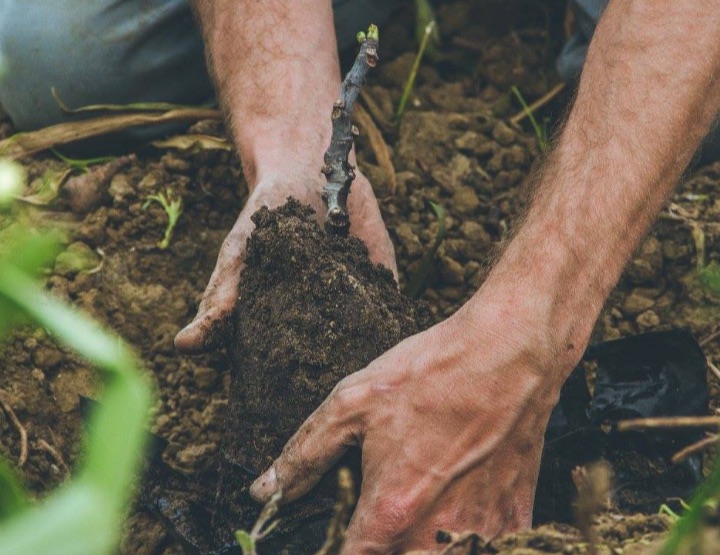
[617,416,720,431]
[322,25,379,236]
[359,91,393,133]
[707,357,720,382]
[700,327,720,347]
[672,434,720,464]
[37,438,70,479]
[509,82,565,126]
[0,108,221,159]
[0,392,28,467]
[353,103,397,195]
[314,468,356,555]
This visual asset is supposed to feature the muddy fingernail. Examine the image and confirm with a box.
[250,467,277,501]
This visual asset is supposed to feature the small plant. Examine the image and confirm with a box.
[52,149,114,174]
[234,490,282,555]
[0,170,153,555]
[142,188,183,249]
[658,456,720,554]
[511,86,549,152]
[396,19,437,123]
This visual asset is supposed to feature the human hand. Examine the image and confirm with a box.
[174,172,397,354]
[248,293,580,554]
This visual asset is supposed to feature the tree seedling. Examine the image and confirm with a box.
[511,86,549,152]
[142,189,183,249]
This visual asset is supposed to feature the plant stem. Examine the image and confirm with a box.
[396,21,436,124]
[321,25,379,237]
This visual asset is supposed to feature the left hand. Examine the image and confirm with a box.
[249,293,575,554]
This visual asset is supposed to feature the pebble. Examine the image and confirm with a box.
[440,256,465,285]
[492,121,516,146]
[394,223,424,258]
[193,366,218,391]
[108,174,134,203]
[622,291,655,315]
[175,443,217,468]
[451,186,481,216]
[636,309,661,330]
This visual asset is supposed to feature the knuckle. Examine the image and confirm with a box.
[373,493,418,535]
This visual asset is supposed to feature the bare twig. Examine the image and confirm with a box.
[322,25,379,236]
[314,468,357,555]
[353,103,397,195]
[37,438,70,479]
[672,434,720,464]
[707,357,720,382]
[509,82,566,126]
[700,328,720,347]
[0,392,28,467]
[617,416,720,432]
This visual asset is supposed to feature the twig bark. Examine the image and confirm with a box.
[672,434,720,464]
[0,392,28,467]
[617,416,720,431]
[322,25,379,236]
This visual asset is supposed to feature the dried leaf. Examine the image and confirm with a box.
[0,108,221,159]
[354,104,397,195]
[16,167,73,205]
[151,134,232,152]
[51,87,208,115]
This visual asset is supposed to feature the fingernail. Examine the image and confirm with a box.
[250,466,277,502]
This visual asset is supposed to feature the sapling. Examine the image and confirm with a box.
[143,188,183,249]
[321,24,379,236]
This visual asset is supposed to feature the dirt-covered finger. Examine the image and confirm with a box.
[250,382,367,503]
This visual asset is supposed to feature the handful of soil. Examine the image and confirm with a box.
[212,199,433,551]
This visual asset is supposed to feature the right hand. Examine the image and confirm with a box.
[174,172,397,354]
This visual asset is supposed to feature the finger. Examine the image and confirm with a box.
[339,494,399,555]
[174,231,247,354]
[250,382,366,503]
[174,304,231,354]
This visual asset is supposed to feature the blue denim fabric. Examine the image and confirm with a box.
[556,0,610,82]
[0,0,400,131]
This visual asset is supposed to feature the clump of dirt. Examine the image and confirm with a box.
[212,199,433,549]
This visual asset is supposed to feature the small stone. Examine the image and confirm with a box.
[636,310,661,330]
[626,237,663,284]
[108,174,134,202]
[451,186,480,216]
[459,221,491,246]
[622,291,655,315]
[193,366,218,391]
[440,257,465,286]
[394,223,424,258]
[32,347,63,370]
[31,368,45,382]
[492,121,516,146]
[175,443,217,469]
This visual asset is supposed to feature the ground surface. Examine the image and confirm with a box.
[1,1,720,554]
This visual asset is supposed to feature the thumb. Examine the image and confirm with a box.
[250,383,366,503]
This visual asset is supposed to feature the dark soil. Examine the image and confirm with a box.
[2,1,720,554]
[214,199,432,549]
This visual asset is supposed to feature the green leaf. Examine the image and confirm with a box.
[0,460,28,521]
[234,530,256,555]
[696,261,720,296]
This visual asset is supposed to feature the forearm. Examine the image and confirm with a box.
[469,0,720,377]
[192,0,340,188]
